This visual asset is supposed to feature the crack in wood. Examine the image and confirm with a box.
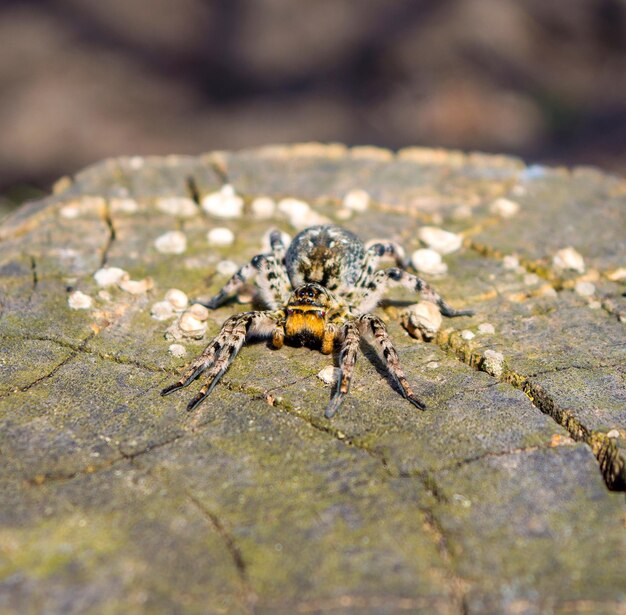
[28,255,39,304]
[184,175,202,206]
[0,332,96,400]
[100,200,117,268]
[184,490,258,615]
[436,329,626,491]
[465,238,625,323]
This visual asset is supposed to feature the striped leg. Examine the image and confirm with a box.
[359,313,425,410]
[325,320,360,418]
[161,311,283,411]
[199,253,291,310]
[354,267,474,317]
[254,254,292,309]
[268,229,288,261]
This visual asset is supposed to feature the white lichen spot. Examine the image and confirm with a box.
[216,260,238,277]
[119,276,154,294]
[178,312,207,337]
[68,290,93,310]
[417,226,462,255]
[60,204,81,219]
[553,247,585,273]
[452,205,473,220]
[335,208,353,221]
[156,197,197,217]
[524,273,540,286]
[478,323,496,335]
[343,189,370,212]
[168,343,187,358]
[607,429,620,439]
[155,230,187,254]
[400,301,442,341]
[110,197,139,214]
[575,280,595,297]
[151,301,175,321]
[410,249,448,276]
[165,288,188,311]
[607,267,626,282]
[207,227,235,247]
[187,303,209,321]
[490,197,520,218]
[251,197,276,219]
[503,255,521,271]
[237,286,255,304]
[94,266,127,288]
[129,156,144,169]
[461,330,475,341]
[482,350,505,378]
[201,184,244,219]
[278,197,329,229]
[426,361,439,369]
[317,366,340,385]
[537,285,558,298]
[59,196,106,219]
[98,290,112,302]
[164,322,183,341]
[588,300,601,310]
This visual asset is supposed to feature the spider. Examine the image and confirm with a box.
[161,224,473,418]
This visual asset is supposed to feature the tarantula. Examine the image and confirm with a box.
[161,224,473,418]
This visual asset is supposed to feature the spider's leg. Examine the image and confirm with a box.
[325,320,360,418]
[353,267,474,317]
[358,241,409,285]
[198,253,291,310]
[269,229,289,262]
[161,311,283,410]
[254,254,292,310]
[358,313,426,410]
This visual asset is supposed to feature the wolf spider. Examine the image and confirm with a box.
[162,224,473,417]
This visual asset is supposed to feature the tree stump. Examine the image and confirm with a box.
[1,144,625,614]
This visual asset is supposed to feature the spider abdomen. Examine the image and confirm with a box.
[285,225,365,290]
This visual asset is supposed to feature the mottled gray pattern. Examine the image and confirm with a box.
[285,225,365,290]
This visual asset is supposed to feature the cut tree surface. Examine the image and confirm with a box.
[0,144,625,614]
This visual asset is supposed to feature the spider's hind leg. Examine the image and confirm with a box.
[352,241,409,292]
[354,267,474,317]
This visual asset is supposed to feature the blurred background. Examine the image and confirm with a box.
[2,0,626,217]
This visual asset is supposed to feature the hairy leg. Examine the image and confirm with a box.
[198,253,291,310]
[161,311,283,411]
[268,229,288,262]
[358,313,426,410]
[325,320,360,418]
[353,267,474,317]
[339,241,408,300]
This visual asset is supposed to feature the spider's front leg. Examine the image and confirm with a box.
[325,320,360,418]
[161,310,284,411]
[355,267,474,317]
[358,313,426,410]
[345,241,409,295]
[198,239,291,310]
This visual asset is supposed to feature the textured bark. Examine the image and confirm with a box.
[1,145,624,614]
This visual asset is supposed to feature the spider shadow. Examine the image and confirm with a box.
[335,336,409,401]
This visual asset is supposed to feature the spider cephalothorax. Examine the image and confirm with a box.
[162,224,473,417]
